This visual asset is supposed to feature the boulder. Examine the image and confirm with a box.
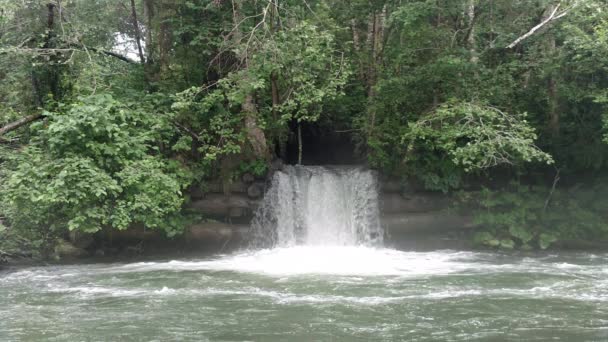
[267,159,284,178]
[242,172,255,183]
[247,182,264,199]
[55,239,87,259]
[382,211,475,234]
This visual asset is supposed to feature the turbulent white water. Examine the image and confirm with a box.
[113,247,479,277]
[3,251,608,341]
[250,165,383,248]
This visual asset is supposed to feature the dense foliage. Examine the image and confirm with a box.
[463,181,608,250]
[1,0,608,254]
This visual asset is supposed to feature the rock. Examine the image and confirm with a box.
[0,255,7,266]
[101,226,161,243]
[124,243,143,255]
[186,222,245,242]
[382,212,475,234]
[268,159,284,177]
[189,185,205,200]
[380,193,447,213]
[94,249,105,257]
[229,207,247,218]
[380,179,402,193]
[55,239,87,259]
[218,228,233,239]
[205,182,223,193]
[187,225,221,242]
[242,173,255,183]
[247,182,264,199]
[190,194,255,216]
[197,180,257,195]
[104,247,119,256]
[226,181,248,193]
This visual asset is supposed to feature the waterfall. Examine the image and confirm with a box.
[250,165,384,248]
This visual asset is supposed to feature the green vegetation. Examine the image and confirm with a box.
[1,0,608,256]
[464,181,608,250]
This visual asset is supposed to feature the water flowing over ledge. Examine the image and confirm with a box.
[250,165,384,248]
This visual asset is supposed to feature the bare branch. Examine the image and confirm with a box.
[506,3,572,49]
[1,46,136,63]
[172,121,201,142]
[544,168,561,212]
[0,114,44,136]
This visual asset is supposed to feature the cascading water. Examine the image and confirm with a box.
[250,165,384,248]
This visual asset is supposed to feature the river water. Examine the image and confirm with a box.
[1,247,608,341]
[2,166,607,340]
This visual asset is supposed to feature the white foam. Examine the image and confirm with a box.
[114,246,478,277]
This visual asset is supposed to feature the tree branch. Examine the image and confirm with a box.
[95,48,137,63]
[544,168,561,212]
[0,114,44,136]
[506,4,571,49]
[172,121,201,141]
[130,0,146,64]
[1,46,136,64]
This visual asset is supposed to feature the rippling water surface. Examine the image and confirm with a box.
[2,247,608,341]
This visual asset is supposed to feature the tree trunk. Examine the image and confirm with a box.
[243,94,269,159]
[143,0,157,86]
[158,2,172,76]
[44,3,61,100]
[547,74,559,137]
[366,6,386,138]
[366,11,376,98]
[232,0,269,161]
[143,0,155,63]
[351,19,365,81]
[130,0,145,64]
[543,4,559,137]
[467,0,478,64]
[271,71,286,159]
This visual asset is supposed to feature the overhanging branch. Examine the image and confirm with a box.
[506,3,572,49]
[0,45,136,64]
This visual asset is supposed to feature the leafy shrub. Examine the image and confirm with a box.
[463,182,608,250]
[402,101,553,191]
[1,94,192,247]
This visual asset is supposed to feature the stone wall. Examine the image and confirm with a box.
[187,175,475,243]
[81,172,475,256]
